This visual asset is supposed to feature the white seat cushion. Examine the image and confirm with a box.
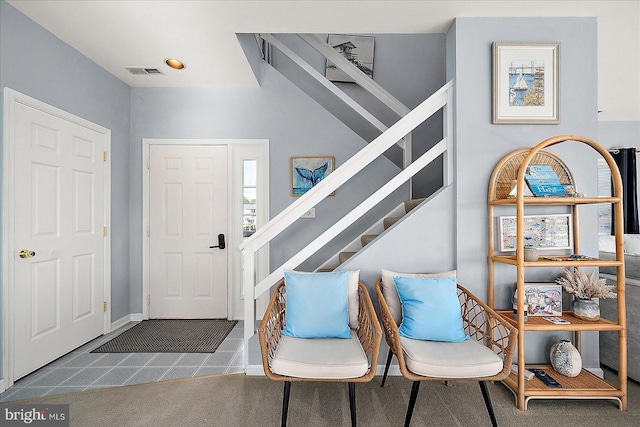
[271,330,368,379]
[400,336,503,378]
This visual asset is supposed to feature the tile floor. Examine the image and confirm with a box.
[0,321,245,403]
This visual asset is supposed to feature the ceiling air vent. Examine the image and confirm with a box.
[125,67,164,75]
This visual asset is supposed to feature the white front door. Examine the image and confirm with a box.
[10,96,108,381]
[149,145,228,318]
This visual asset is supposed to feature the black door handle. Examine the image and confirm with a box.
[209,234,225,250]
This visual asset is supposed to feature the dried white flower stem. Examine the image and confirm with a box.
[555,268,617,300]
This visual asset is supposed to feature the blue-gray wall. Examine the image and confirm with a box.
[348,16,603,368]
[0,0,132,377]
[451,17,600,366]
[129,62,407,314]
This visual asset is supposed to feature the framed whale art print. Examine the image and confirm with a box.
[290,156,335,196]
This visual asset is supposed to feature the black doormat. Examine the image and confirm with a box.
[91,319,238,353]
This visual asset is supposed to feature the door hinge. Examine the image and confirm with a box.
[103,151,107,162]
[103,302,107,312]
[146,226,150,238]
[103,226,107,237]
[147,158,150,169]
[148,294,151,305]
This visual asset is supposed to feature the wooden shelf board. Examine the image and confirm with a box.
[490,196,620,206]
[502,365,622,397]
[490,255,622,268]
[496,310,623,331]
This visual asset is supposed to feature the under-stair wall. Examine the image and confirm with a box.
[339,186,456,294]
[268,33,447,199]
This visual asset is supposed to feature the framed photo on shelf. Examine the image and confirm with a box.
[498,214,572,252]
[492,42,559,124]
[290,156,335,196]
[523,283,563,316]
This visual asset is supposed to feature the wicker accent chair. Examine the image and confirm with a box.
[259,279,381,427]
[375,278,517,427]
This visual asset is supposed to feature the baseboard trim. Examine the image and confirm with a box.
[375,364,401,376]
[586,367,604,379]
[245,365,265,376]
[110,313,143,331]
[110,315,131,331]
[245,364,402,377]
[246,365,601,379]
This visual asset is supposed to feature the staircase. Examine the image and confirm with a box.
[240,34,454,365]
[319,198,426,270]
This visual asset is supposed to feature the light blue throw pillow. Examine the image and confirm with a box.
[282,270,351,339]
[394,275,469,342]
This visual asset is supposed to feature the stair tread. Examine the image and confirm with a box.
[339,252,356,264]
[336,199,424,265]
[404,198,426,213]
[383,217,401,229]
[361,234,378,246]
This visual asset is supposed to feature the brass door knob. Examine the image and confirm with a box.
[18,249,35,259]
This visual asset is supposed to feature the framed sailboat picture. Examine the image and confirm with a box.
[492,42,560,124]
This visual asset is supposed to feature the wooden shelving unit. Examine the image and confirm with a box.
[487,135,627,411]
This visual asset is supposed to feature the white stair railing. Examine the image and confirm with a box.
[263,34,413,157]
[261,34,389,134]
[298,34,411,117]
[265,33,418,192]
[255,138,447,297]
[240,81,454,364]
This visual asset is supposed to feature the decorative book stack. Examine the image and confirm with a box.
[524,165,566,197]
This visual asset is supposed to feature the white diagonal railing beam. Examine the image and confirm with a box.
[261,34,389,135]
[238,81,452,255]
[255,138,447,297]
[299,34,411,117]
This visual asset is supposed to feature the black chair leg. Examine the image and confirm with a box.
[348,382,356,427]
[404,381,421,427]
[282,381,291,427]
[381,348,394,387]
[479,381,498,427]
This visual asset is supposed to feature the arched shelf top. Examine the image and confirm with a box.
[488,134,623,203]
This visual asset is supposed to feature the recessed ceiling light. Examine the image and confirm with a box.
[165,58,185,70]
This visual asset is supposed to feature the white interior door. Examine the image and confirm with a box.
[149,145,228,318]
[11,99,107,381]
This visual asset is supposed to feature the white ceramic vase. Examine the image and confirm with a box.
[571,298,600,321]
[523,247,539,262]
[550,339,582,377]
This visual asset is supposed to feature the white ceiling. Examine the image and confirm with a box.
[7,1,640,120]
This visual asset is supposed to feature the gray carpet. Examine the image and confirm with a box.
[91,319,237,353]
[3,370,638,427]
